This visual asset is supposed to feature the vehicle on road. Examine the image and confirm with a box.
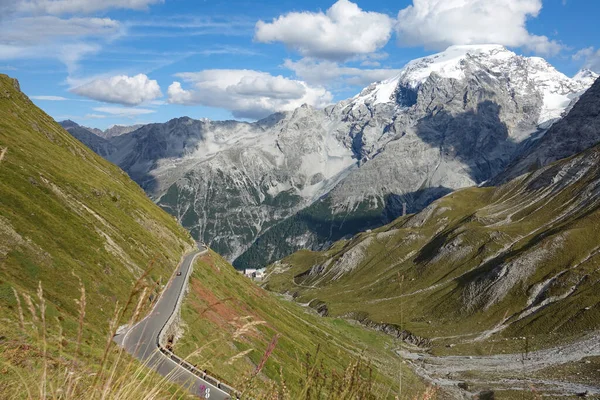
[176,271,182,276]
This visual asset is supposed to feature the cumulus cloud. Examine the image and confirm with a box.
[284,58,400,87]
[15,0,163,15]
[167,69,333,119]
[255,0,393,61]
[71,74,162,106]
[396,0,562,55]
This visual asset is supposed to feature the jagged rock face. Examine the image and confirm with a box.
[109,112,356,260]
[237,46,595,267]
[99,124,145,139]
[493,77,600,184]
[67,45,596,266]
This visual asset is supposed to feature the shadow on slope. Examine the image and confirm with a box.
[414,100,516,184]
[236,100,515,269]
[233,186,452,269]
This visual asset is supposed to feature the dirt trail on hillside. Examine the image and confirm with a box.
[0,147,6,162]
[398,331,600,397]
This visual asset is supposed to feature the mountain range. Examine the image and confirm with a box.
[62,45,599,269]
[265,76,600,396]
[0,73,426,399]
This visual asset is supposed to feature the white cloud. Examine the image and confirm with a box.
[15,0,163,15]
[573,47,595,61]
[71,74,162,105]
[93,106,156,118]
[396,0,562,55]
[84,113,107,119]
[167,69,333,119]
[30,95,69,101]
[0,16,121,43]
[0,16,121,72]
[573,47,600,73]
[284,58,400,87]
[255,0,393,61]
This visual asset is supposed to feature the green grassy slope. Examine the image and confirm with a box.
[265,143,600,395]
[176,250,429,399]
[0,74,431,399]
[0,74,195,397]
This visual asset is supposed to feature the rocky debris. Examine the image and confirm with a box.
[463,234,566,312]
[308,299,329,317]
[346,311,432,348]
[328,237,374,280]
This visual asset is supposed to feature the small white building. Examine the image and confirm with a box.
[243,268,266,281]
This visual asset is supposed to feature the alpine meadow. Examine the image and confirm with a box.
[2,0,600,399]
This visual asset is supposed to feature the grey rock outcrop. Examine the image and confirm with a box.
[64,45,597,267]
[493,77,600,184]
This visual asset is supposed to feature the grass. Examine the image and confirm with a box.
[1,278,202,400]
[264,146,600,395]
[0,74,441,399]
[175,251,431,399]
[0,74,196,397]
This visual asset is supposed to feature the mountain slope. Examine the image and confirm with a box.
[59,119,117,157]
[493,76,600,184]
[0,74,428,399]
[236,47,597,268]
[0,74,196,396]
[264,85,600,396]
[60,121,146,140]
[68,45,596,268]
[175,250,429,398]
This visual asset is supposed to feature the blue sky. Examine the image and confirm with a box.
[1,0,599,130]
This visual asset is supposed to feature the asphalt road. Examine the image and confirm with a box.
[114,246,233,399]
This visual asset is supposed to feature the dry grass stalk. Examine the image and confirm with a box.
[225,349,254,365]
[233,320,267,339]
[254,334,279,376]
[75,276,86,355]
[22,292,39,326]
[37,281,48,400]
[11,287,25,330]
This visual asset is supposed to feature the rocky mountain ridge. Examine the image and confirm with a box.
[64,45,599,267]
[264,78,600,396]
[67,122,146,139]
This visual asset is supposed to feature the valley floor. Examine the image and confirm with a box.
[399,331,600,398]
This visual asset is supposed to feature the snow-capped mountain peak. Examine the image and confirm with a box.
[573,68,599,86]
[350,44,593,126]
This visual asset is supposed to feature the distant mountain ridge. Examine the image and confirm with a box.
[59,120,146,140]
[64,45,599,268]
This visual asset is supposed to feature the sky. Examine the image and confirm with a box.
[1,0,599,130]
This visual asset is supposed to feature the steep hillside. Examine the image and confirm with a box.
[0,74,429,399]
[175,250,428,399]
[265,139,600,396]
[69,46,597,268]
[494,76,600,183]
[0,74,196,396]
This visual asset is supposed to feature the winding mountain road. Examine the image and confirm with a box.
[114,245,233,399]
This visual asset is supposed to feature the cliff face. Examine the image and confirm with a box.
[66,46,598,267]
